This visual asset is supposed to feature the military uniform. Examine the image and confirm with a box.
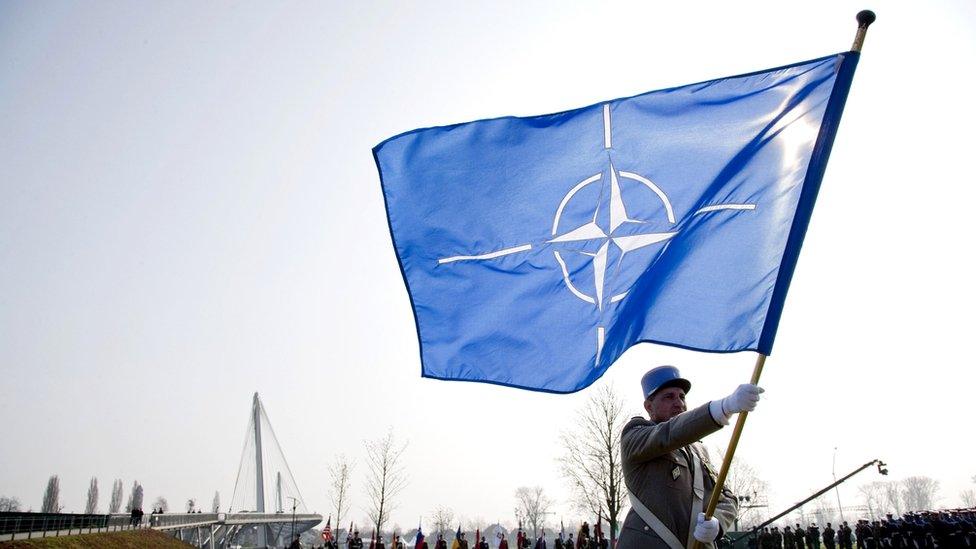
[618,402,738,549]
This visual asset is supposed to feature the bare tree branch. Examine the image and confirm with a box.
[41,475,60,513]
[364,429,409,537]
[330,453,355,530]
[557,384,627,544]
[109,479,124,514]
[901,476,940,512]
[0,496,22,512]
[514,486,553,539]
[715,449,770,529]
[85,477,99,514]
[430,505,455,540]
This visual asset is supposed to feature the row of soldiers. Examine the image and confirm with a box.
[744,508,976,549]
[852,509,975,548]
[329,524,611,549]
[747,522,853,549]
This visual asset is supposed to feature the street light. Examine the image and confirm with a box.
[287,497,299,547]
[833,447,845,523]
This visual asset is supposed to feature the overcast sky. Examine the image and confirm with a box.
[2,0,975,533]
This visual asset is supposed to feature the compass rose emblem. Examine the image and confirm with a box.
[437,104,756,366]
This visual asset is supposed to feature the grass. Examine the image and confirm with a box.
[0,529,194,548]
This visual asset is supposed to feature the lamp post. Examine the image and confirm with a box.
[287,497,299,547]
[833,448,846,523]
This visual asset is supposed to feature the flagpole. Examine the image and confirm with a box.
[690,15,876,548]
[851,10,876,53]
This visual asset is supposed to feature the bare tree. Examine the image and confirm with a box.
[109,479,124,513]
[0,496,22,512]
[85,477,99,514]
[883,481,904,516]
[858,482,886,520]
[902,476,940,512]
[364,430,408,536]
[212,491,220,513]
[329,454,354,531]
[812,496,837,528]
[125,481,144,512]
[430,505,455,540]
[717,449,770,529]
[960,489,976,508]
[558,384,627,545]
[152,496,169,513]
[514,486,552,538]
[41,475,60,513]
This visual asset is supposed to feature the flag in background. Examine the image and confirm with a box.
[322,516,333,542]
[375,52,860,393]
[451,524,461,549]
[415,522,424,549]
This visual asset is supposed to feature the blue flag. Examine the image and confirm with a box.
[375,52,860,393]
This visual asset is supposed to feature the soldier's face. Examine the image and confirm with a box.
[645,386,687,422]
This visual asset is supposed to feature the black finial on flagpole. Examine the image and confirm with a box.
[851,10,876,52]
[857,10,876,29]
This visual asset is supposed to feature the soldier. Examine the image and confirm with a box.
[794,525,805,549]
[759,527,772,549]
[784,526,796,549]
[597,532,608,549]
[351,531,364,549]
[772,527,783,549]
[478,536,489,549]
[435,534,448,549]
[838,522,852,549]
[822,523,835,549]
[806,524,820,549]
[854,521,867,549]
[618,366,761,548]
[565,533,573,549]
[553,534,563,549]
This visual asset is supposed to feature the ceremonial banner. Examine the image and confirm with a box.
[375,52,860,393]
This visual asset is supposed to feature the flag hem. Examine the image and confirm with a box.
[372,52,849,152]
[757,51,861,354]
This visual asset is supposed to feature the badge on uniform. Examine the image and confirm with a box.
[672,466,681,480]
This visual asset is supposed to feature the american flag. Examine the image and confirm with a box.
[322,516,333,542]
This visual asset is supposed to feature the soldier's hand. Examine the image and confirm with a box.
[694,513,720,543]
[721,383,764,415]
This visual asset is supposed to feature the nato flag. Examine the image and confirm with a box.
[374,52,860,393]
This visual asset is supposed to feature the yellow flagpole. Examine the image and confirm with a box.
[692,14,876,548]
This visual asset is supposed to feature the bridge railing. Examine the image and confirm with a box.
[0,512,154,540]
[0,511,323,541]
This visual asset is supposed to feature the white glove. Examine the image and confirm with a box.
[710,384,764,425]
[693,513,720,543]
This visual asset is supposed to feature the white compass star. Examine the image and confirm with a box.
[548,161,677,310]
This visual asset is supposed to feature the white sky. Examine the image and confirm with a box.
[2,0,975,532]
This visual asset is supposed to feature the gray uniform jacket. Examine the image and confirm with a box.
[618,402,738,549]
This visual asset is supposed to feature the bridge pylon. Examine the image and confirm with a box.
[227,392,315,548]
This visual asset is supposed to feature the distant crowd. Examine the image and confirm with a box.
[741,509,976,549]
[311,521,610,549]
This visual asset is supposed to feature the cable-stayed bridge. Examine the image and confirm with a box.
[1,393,321,548]
[222,392,322,547]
